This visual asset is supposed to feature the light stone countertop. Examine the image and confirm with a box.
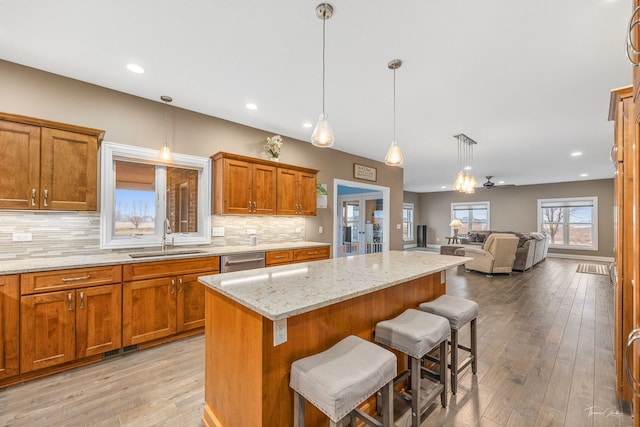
[198,250,470,321]
[0,241,330,275]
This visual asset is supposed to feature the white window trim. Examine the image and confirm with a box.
[100,141,211,250]
[403,202,414,242]
[537,196,598,251]
[451,201,491,234]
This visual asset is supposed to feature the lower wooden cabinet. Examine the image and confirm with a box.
[266,246,330,266]
[0,275,19,380]
[20,283,122,373]
[122,257,219,346]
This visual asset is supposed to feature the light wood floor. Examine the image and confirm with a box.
[0,257,634,426]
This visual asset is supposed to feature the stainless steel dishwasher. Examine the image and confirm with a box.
[220,252,266,272]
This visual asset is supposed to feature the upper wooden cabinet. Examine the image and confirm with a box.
[276,168,317,216]
[0,113,104,211]
[212,152,318,216]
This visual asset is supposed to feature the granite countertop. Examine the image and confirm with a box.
[0,241,330,275]
[198,250,470,321]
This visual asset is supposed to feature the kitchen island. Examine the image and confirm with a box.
[198,250,468,427]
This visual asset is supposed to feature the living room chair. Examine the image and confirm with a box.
[460,233,519,276]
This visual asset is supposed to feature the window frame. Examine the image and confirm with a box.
[537,196,598,251]
[402,203,414,241]
[100,141,211,250]
[450,201,490,236]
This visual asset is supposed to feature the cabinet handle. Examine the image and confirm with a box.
[627,6,640,66]
[80,291,85,309]
[61,275,91,282]
[43,189,48,207]
[67,293,73,311]
[625,328,640,396]
[31,188,36,206]
[307,251,318,255]
[171,279,176,295]
[178,277,183,293]
[274,255,285,259]
[253,201,257,212]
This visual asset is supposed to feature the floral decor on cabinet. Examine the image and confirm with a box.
[265,135,283,160]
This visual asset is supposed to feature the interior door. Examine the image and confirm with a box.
[338,198,363,256]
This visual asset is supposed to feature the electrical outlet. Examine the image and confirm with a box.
[212,227,225,237]
[295,228,304,233]
[318,226,324,234]
[246,229,257,235]
[396,224,401,230]
[273,319,288,346]
[12,232,32,242]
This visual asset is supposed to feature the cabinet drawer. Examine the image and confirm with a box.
[266,250,294,266]
[21,265,122,295]
[293,246,330,262]
[123,256,220,281]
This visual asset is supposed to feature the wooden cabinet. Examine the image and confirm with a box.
[212,152,318,216]
[276,168,317,215]
[266,246,330,266]
[123,256,219,346]
[0,113,104,211]
[19,266,122,373]
[0,275,19,380]
[213,155,277,215]
[610,86,635,406]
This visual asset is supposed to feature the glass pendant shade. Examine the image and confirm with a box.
[453,171,465,191]
[384,140,404,166]
[159,143,173,162]
[311,113,334,147]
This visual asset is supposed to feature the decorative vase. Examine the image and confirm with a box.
[271,157,279,162]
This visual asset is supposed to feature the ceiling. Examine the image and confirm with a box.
[0,0,631,192]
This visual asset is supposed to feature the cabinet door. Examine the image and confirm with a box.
[177,272,211,332]
[219,158,252,214]
[0,120,40,210]
[76,284,122,358]
[123,278,176,346]
[20,291,76,372]
[252,163,277,214]
[40,128,98,211]
[298,171,317,216]
[276,168,298,215]
[0,275,19,379]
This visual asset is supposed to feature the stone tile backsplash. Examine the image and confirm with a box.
[0,212,305,261]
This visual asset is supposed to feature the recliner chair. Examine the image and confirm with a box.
[460,233,519,276]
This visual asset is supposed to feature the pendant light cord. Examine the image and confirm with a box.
[322,13,326,115]
[393,68,396,142]
[164,100,168,147]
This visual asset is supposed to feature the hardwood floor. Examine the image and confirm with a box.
[0,257,634,426]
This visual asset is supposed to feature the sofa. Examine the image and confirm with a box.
[460,233,520,275]
[459,230,550,272]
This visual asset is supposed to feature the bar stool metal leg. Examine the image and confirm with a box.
[451,328,459,395]
[471,318,478,375]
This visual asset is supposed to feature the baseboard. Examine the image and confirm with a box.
[403,243,417,249]
[546,252,614,263]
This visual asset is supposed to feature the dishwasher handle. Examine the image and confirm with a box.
[224,257,265,266]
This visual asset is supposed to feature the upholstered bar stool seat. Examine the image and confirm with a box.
[375,309,450,427]
[290,335,397,427]
[419,295,479,394]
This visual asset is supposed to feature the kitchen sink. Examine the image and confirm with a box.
[128,249,208,259]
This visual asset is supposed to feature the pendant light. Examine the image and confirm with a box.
[158,95,173,162]
[452,133,478,194]
[311,3,334,148]
[384,59,404,166]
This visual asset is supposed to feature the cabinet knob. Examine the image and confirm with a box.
[80,291,85,309]
[67,293,73,311]
[171,279,176,294]
[178,277,184,293]
[31,188,36,207]
[43,189,49,207]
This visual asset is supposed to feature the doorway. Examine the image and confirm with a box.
[333,179,390,257]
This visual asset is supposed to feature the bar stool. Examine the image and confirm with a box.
[375,308,450,427]
[419,295,479,394]
[290,335,397,427]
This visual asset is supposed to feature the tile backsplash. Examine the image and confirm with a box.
[0,212,305,261]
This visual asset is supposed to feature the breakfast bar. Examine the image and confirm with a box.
[198,251,468,427]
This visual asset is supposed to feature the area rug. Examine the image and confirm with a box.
[576,263,610,275]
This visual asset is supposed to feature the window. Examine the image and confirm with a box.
[538,197,597,250]
[451,202,490,235]
[402,203,414,241]
[100,142,211,249]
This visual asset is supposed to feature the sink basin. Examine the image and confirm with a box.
[128,249,208,259]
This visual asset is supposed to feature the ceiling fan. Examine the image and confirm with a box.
[479,176,515,190]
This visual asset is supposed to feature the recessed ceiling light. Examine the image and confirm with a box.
[126,63,144,74]
[246,103,258,110]
[498,181,505,184]
[302,122,313,128]
[571,151,583,157]
[440,186,447,189]
[580,173,588,177]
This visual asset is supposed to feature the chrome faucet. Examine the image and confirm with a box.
[161,218,172,252]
